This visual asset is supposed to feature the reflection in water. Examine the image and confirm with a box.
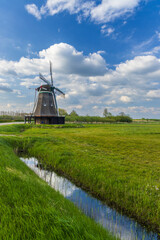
[20,157,159,240]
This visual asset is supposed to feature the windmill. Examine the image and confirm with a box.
[32,61,65,124]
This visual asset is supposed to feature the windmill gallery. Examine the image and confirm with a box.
[25,62,65,124]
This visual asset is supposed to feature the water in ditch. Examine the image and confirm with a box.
[20,157,159,240]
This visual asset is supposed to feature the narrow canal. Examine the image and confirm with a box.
[20,157,159,240]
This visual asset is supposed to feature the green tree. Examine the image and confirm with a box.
[103,108,112,117]
[59,108,68,116]
[69,110,79,117]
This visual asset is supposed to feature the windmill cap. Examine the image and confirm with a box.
[37,84,52,92]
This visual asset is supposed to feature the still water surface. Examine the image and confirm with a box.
[20,157,159,240]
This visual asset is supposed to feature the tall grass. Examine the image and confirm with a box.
[0,137,116,240]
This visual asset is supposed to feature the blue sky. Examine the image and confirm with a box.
[0,0,160,118]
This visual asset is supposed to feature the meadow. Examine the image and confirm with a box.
[0,123,160,235]
[0,134,116,240]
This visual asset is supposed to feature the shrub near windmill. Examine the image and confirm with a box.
[25,62,65,124]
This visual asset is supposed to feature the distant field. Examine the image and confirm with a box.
[0,123,160,234]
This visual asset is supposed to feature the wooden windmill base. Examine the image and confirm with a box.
[24,115,65,125]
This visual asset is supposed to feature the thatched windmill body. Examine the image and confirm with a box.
[32,62,65,124]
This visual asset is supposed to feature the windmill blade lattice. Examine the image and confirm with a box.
[54,87,65,97]
[39,73,51,86]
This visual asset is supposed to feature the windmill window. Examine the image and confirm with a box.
[43,103,47,107]
[51,104,53,107]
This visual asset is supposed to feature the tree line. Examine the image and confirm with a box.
[59,108,133,123]
[0,109,133,123]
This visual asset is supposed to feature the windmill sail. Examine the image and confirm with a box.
[50,61,53,86]
[39,73,51,86]
[54,87,65,97]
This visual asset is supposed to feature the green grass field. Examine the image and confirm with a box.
[0,135,116,240]
[0,123,160,234]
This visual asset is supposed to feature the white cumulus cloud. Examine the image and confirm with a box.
[25,4,41,20]
[39,43,107,76]
[120,95,131,103]
[25,0,143,23]
[147,89,160,98]
[0,43,106,80]
[90,0,140,23]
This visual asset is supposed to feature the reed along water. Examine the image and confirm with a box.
[20,157,159,240]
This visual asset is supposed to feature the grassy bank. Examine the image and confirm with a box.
[0,136,116,240]
[1,123,160,234]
